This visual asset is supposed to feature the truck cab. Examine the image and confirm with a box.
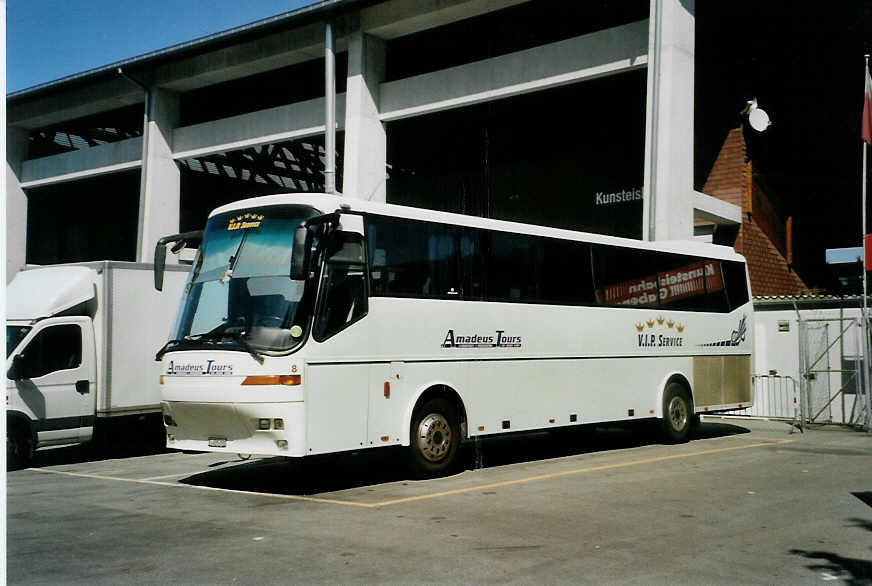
[6,262,187,469]
[6,267,99,467]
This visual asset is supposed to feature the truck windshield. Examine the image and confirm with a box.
[6,326,32,358]
[172,204,320,353]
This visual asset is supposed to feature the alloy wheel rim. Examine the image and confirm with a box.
[669,396,688,431]
[417,413,452,462]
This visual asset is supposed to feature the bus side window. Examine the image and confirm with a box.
[593,245,661,308]
[458,227,484,300]
[722,260,750,310]
[656,257,729,312]
[538,238,595,305]
[486,231,538,302]
[314,235,367,341]
[593,245,735,313]
[365,215,462,299]
[486,232,594,305]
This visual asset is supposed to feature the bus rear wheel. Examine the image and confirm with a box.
[409,397,460,478]
[660,382,693,443]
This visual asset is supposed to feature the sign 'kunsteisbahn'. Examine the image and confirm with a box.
[598,261,723,307]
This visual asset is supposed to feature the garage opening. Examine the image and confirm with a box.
[26,170,140,264]
[178,135,344,231]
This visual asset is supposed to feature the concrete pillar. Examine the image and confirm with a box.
[642,0,695,241]
[343,30,386,202]
[137,88,180,263]
[6,128,29,282]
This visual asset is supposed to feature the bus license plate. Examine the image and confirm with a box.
[208,437,227,448]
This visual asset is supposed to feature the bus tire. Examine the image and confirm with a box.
[409,397,460,478]
[7,418,34,471]
[660,382,693,443]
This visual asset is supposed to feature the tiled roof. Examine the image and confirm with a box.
[701,127,808,296]
[741,219,807,296]
[701,129,747,210]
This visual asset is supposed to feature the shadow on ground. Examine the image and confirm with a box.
[791,516,872,585]
[179,420,751,496]
[18,434,167,470]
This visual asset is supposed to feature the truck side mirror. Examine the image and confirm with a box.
[290,225,310,281]
[7,354,24,381]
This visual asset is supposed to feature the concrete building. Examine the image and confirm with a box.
[6,0,741,282]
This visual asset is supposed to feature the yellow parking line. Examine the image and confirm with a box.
[26,438,791,509]
[141,471,214,481]
[27,468,378,508]
[371,439,793,507]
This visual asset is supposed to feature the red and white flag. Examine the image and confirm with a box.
[864,62,872,144]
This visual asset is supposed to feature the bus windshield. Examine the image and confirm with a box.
[172,204,320,353]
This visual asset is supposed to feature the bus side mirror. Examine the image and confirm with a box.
[154,241,167,291]
[154,230,203,291]
[7,354,23,381]
[290,225,310,281]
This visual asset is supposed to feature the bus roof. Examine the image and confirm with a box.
[209,192,746,263]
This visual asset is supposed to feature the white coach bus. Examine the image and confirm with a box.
[154,193,752,476]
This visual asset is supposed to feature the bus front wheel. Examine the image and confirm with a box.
[660,382,693,443]
[409,397,460,477]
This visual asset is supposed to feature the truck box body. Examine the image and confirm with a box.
[6,261,188,456]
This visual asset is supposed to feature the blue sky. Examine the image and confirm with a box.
[7,0,314,93]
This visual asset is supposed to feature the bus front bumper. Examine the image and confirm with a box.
[161,400,306,457]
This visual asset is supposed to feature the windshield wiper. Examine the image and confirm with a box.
[185,319,264,364]
[222,332,265,365]
[191,317,246,339]
[155,338,196,361]
[219,230,250,283]
[156,318,266,364]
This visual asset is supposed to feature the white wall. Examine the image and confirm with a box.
[754,306,862,423]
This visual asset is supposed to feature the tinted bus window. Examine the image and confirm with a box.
[486,232,594,305]
[487,231,539,302]
[539,237,596,305]
[365,213,746,312]
[368,215,457,298]
[593,245,662,308]
[722,260,750,309]
[656,257,729,312]
[366,215,484,300]
[458,227,484,300]
[593,246,732,312]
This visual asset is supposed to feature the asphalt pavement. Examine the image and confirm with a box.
[7,417,872,584]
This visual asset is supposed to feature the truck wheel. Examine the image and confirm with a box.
[7,419,34,470]
[661,382,693,443]
[409,397,460,478]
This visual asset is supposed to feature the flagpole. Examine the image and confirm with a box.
[864,54,871,431]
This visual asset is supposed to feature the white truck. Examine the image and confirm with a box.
[6,261,187,468]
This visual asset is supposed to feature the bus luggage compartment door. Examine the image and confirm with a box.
[306,363,368,454]
[367,362,404,447]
